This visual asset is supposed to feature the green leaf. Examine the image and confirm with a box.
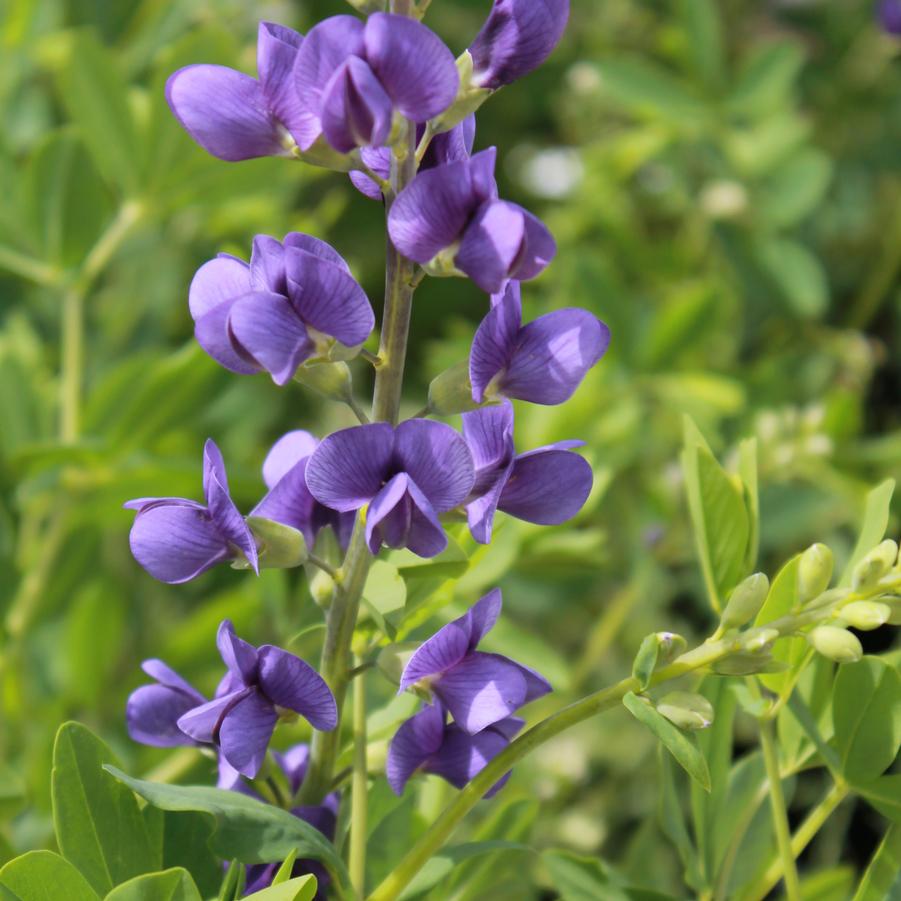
[160,812,222,899]
[681,0,723,87]
[52,723,159,895]
[399,842,530,899]
[0,851,100,901]
[244,875,317,901]
[542,850,627,901]
[363,560,407,616]
[104,768,350,893]
[832,657,901,784]
[270,850,298,887]
[623,692,711,791]
[104,868,201,901]
[597,58,707,125]
[738,438,759,574]
[839,479,896,586]
[757,148,833,228]
[756,238,828,319]
[852,822,901,901]
[45,29,141,193]
[727,43,804,117]
[681,417,750,612]
[632,634,661,691]
[658,750,702,891]
[0,764,26,819]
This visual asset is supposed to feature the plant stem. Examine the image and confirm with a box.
[350,659,368,896]
[742,780,849,901]
[60,287,84,442]
[758,715,802,901]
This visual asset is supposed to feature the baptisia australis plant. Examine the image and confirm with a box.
[88,3,901,901]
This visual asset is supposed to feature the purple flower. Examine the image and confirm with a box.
[293,14,459,153]
[305,420,475,558]
[125,440,258,584]
[879,0,901,34]
[463,401,592,543]
[398,590,551,734]
[349,115,477,200]
[251,431,355,550]
[387,148,556,293]
[470,281,609,405]
[387,701,523,796]
[167,23,308,162]
[126,660,207,747]
[190,233,373,385]
[177,621,337,778]
[469,0,570,90]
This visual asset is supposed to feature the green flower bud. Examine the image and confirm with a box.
[294,361,353,402]
[431,52,492,133]
[807,625,862,664]
[309,568,335,608]
[839,601,891,631]
[721,573,769,629]
[427,361,482,415]
[712,653,788,676]
[797,543,833,605]
[852,540,898,593]
[245,516,308,569]
[657,691,714,731]
[886,600,901,626]
[657,632,688,663]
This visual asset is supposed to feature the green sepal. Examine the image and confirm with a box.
[293,361,353,402]
[430,52,492,134]
[656,691,715,731]
[243,517,308,570]
[427,361,484,415]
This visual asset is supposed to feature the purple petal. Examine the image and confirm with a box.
[262,431,319,489]
[219,689,279,778]
[462,401,515,471]
[205,460,259,574]
[305,423,395,511]
[511,206,557,281]
[177,688,250,745]
[124,497,205,512]
[426,116,476,168]
[404,480,451,558]
[217,620,259,685]
[386,703,446,795]
[272,743,310,795]
[400,617,472,691]
[515,660,553,704]
[126,684,202,747]
[469,0,570,90]
[217,755,244,791]
[285,247,374,347]
[456,200,527,294]
[434,652,531,734]
[349,146,391,200]
[257,645,338,730]
[166,65,284,161]
[129,503,230,584]
[498,448,593,525]
[249,235,288,294]
[366,474,412,554]
[227,291,314,386]
[203,438,229,496]
[469,588,504,647]
[388,153,492,263]
[141,660,205,701]
[293,16,366,150]
[426,718,523,796]
[501,309,610,405]
[394,419,475,512]
[466,462,512,544]
[364,13,459,121]
[285,233,351,272]
[194,301,258,376]
[257,22,305,139]
[253,459,317,545]
[469,284,522,404]
[320,57,393,153]
[881,0,901,34]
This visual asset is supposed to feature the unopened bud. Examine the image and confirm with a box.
[713,653,788,676]
[632,631,687,690]
[657,691,714,731]
[840,601,891,631]
[721,573,769,629]
[657,632,687,663]
[309,568,335,608]
[797,544,833,605]
[807,625,862,664]
[428,361,482,415]
[852,540,898,593]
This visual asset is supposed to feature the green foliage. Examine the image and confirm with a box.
[0,851,100,901]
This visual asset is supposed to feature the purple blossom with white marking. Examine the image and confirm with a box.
[177,621,337,778]
[305,420,475,558]
[190,232,373,385]
[470,281,609,405]
[387,701,523,796]
[398,589,551,734]
[463,401,593,544]
[293,13,459,153]
[469,0,570,90]
[125,440,257,584]
[387,148,556,293]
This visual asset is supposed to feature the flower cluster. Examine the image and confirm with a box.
[125,0,601,854]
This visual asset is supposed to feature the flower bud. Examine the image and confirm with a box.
[309,568,335,608]
[428,361,482,415]
[431,53,491,133]
[797,543,833,605]
[657,691,714,731]
[852,540,898,593]
[839,601,891,631]
[742,627,779,654]
[245,516,308,569]
[807,625,862,664]
[294,361,354,402]
[632,631,687,689]
[713,653,788,676]
[721,573,769,629]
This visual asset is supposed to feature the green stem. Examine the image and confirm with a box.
[742,780,849,901]
[0,245,60,286]
[60,287,84,442]
[350,660,368,896]
[758,715,802,901]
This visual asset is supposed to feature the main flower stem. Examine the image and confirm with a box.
[350,660,369,895]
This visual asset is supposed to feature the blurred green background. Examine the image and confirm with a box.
[1,0,900,896]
